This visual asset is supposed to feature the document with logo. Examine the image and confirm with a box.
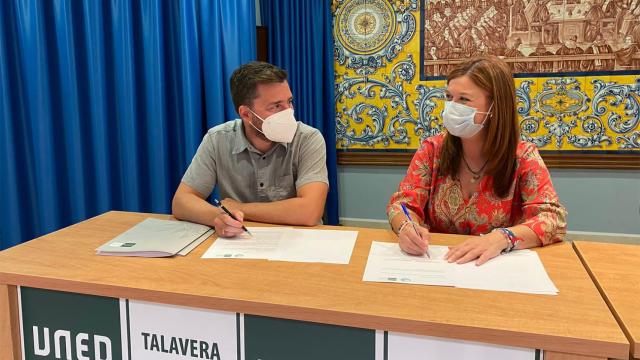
[363,242,558,295]
[201,227,288,259]
[202,227,358,264]
[363,242,454,286]
[96,218,212,257]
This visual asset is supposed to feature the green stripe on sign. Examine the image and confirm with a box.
[127,299,132,359]
[384,331,388,360]
[244,315,376,360]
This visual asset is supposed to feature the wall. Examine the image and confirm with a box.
[333,0,640,153]
[333,0,640,242]
[338,165,640,236]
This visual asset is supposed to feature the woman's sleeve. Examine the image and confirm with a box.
[386,141,436,225]
[517,144,568,245]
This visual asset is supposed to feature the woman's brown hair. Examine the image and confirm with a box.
[439,56,519,198]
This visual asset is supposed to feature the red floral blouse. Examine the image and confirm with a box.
[387,133,567,245]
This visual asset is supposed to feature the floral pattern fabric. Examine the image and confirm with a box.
[387,133,567,245]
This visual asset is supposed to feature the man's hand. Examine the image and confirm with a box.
[213,209,245,238]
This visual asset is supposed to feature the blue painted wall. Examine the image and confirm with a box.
[338,165,640,234]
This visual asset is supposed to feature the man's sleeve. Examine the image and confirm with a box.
[181,132,217,198]
[296,130,329,189]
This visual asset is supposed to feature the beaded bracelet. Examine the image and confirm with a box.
[493,227,520,254]
[396,219,413,235]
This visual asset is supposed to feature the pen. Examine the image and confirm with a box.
[212,198,252,236]
[400,203,430,259]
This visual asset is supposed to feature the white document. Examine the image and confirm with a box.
[363,242,454,286]
[363,241,558,295]
[202,227,358,264]
[272,229,358,264]
[201,227,287,259]
[451,250,559,295]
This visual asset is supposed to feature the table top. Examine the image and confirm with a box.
[0,211,629,358]
[574,240,640,359]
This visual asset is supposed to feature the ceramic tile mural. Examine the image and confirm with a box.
[333,0,640,152]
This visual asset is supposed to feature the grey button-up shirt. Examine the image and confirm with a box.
[182,119,328,202]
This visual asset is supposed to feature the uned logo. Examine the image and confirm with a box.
[20,288,123,360]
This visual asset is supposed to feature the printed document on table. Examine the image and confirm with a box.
[202,227,358,264]
[362,242,454,286]
[452,250,558,295]
[363,242,558,295]
[201,227,288,259]
[271,229,358,264]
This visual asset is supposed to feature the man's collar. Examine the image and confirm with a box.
[232,120,251,154]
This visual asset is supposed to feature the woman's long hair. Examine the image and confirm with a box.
[439,56,519,198]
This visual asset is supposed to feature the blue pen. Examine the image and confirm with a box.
[212,199,252,236]
[400,203,430,258]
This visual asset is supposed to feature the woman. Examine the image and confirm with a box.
[387,56,566,266]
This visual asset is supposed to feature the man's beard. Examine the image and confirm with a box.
[250,114,271,142]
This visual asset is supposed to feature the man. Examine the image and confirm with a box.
[531,0,551,32]
[426,45,447,77]
[581,33,615,71]
[555,35,584,71]
[583,0,606,42]
[528,42,554,73]
[615,35,640,69]
[172,62,329,237]
[428,12,445,37]
[471,41,491,57]
[443,7,454,23]
[512,0,529,31]
[504,37,528,73]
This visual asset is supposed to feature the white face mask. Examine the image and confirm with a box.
[247,108,298,143]
[442,101,493,138]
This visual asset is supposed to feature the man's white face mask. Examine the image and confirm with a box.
[247,108,298,143]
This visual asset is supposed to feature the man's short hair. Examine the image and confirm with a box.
[230,62,288,111]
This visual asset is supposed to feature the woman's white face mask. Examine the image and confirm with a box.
[247,108,298,143]
[442,101,493,138]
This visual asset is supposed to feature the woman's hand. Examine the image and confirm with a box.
[444,232,508,265]
[398,222,431,255]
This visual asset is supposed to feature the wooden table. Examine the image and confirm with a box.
[0,211,630,360]
[574,241,640,360]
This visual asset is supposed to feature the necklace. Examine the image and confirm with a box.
[461,155,488,183]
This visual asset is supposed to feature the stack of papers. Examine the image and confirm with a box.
[363,242,558,295]
[96,218,213,257]
[202,227,358,264]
